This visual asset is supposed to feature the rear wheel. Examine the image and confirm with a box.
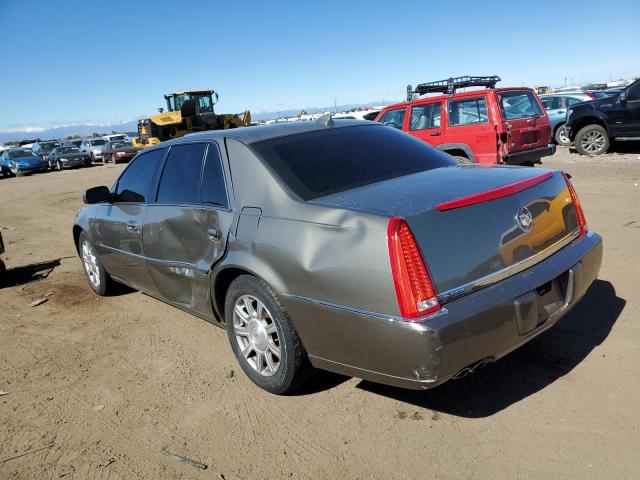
[575,124,609,156]
[555,124,570,146]
[225,275,313,394]
[79,231,113,296]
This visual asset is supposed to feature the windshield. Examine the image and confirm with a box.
[252,125,455,201]
[498,90,543,120]
[112,141,132,149]
[9,150,36,159]
[59,147,80,154]
[90,139,106,146]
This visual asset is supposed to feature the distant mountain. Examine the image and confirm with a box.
[0,100,392,145]
[0,120,139,144]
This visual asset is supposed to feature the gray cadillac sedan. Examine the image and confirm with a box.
[73,119,602,394]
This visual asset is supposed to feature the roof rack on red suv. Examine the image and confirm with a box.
[408,75,501,101]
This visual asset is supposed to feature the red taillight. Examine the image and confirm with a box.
[387,217,440,319]
[562,173,587,236]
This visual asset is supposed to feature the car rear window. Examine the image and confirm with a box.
[251,125,455,201]
[498,90,543,120]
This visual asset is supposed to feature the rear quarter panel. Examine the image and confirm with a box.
[219,138,398,316]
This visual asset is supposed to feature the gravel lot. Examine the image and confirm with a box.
[1,146,639,479]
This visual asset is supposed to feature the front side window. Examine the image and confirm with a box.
[201,144,227,207]
[498,90,543,120]
[157,143,207,204]
[541,97,563,110]
[448,97,488,126]
[378,108,406,129]
[115,148,164,203]
[196,95,214,113]
[410,103,442,130]
[627,82,640,102]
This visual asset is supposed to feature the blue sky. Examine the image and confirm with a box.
[0,0,638,132]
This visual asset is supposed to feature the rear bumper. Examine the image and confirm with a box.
[504,144,556,165]
[281,231,602,390]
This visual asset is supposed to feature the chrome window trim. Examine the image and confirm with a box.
[437,228,582,303]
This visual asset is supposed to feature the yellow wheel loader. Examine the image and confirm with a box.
[137,90,251,146]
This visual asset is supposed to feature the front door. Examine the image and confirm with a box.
[408,101,445,148]
[92,147,165,290]
[142,142,233,318]
[608,82,640,137]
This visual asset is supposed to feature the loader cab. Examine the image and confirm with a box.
[164,91,218,115]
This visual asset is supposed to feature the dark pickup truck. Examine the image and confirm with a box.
[565,78,640,155]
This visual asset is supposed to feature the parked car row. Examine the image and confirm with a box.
[0,134,137,177]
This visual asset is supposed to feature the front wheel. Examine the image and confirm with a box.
[79,232,113,296]
[575,124,609,156]
[555,124,571,146]
[225,275,313,394]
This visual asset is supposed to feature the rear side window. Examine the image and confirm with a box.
[252,125,455,201]
[201,144,228,207]
[448,97,488,126]
[498,91,543,120]
[378,108,406,129]
[115,148,164,203]
[157,143,207,204]
[410,103,442,130]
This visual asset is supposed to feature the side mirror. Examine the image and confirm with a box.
[83,186,111,204]
[619,91,627,103]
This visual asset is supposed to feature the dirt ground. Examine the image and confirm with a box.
[1,146,639,480]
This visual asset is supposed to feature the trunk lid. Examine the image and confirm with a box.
[313,166,579,296]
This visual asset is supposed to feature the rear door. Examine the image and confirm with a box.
[444,94,496,163]
[408,100,445,148]
[92,147,165,290]
[142,141,233,317]
[497,89,550,153]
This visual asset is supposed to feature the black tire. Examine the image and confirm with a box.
[574,124,609,156]
[225,275,313,394]
[78,231,114,296]
[0,259,6,284]
[555,124,570,146]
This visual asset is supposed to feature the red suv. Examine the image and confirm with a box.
[375,76,555,165]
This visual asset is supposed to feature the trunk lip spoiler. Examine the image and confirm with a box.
[436,171,554,211]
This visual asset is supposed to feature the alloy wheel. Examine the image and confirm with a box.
[233,294,281,376]
[81,240,101,289]
[580,130,606,154]
[558,127,570,145]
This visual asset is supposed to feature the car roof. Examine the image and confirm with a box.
[164,118,374,146]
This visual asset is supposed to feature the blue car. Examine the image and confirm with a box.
[0,147,47,176]
[539,93,592,145]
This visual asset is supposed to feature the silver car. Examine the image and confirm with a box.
[73,120,602,394]
[80,137,107,162]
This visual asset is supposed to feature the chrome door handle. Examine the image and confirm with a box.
[207,228,219,241]
[127,221,141,233]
